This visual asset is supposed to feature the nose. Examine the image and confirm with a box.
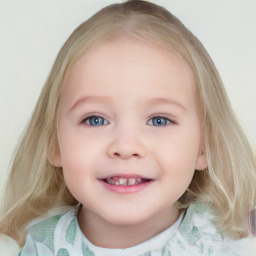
[106,130,147,159]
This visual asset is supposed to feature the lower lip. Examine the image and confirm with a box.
[99,180,154,194]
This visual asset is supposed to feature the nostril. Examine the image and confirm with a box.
[107,142,147,159]
[113,152,140,158]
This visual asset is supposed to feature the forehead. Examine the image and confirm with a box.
[61,37,196,108]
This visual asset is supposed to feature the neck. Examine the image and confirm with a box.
[78,206,181,249]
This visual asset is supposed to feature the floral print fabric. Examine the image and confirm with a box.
[19,203,253,256]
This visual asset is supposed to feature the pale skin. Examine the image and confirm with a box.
[51,37,207,248]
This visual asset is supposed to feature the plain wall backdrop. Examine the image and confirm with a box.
[0,0,255,192]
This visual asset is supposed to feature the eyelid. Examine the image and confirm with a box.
[79,113,110,125]
[78,113,177,126]
[147,114,177,125]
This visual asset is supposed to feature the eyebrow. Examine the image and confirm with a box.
[69,96,111,112]
[69,96,187,112]
[145,97,187,111]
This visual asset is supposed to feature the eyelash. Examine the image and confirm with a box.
[147,116,176,126]
[82,115,109,126]
[81,115,176,127]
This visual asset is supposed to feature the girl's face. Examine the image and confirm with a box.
[53,38,206,234]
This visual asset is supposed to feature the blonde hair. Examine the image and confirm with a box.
[1,0,255,246]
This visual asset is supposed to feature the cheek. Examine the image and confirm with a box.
[57,134,90,185]
[154,125,201,178]
[159,132,200,162]
[58,134,97,201]
[58,125,96,165]
[156,143,197,200]
[60,140,85,171]
[57,126,108,190]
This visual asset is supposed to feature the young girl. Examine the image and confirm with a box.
[1,0,256,255]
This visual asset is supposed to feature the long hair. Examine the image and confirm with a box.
[1,0,255,246]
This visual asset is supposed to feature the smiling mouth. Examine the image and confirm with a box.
[102,177,152,186]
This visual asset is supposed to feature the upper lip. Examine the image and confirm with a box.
[98,174,153,180]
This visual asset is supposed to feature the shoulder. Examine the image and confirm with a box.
[178,202,219,240]
[175,203,256,256]
[20,208,79,255]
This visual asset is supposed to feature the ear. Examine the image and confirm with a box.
[48,140,62,167]
[195,149,207,171]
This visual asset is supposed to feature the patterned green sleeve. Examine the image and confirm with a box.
[19,215,62,256]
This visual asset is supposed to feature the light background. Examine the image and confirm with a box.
[0,0,255,192]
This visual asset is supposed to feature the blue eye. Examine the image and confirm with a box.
[83,116,108,126]
[148,116,172,126]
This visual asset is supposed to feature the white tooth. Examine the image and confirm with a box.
[128,178,136,185]
[114,181,120,185]
[119,178,128,185]
[136,177,142,184]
